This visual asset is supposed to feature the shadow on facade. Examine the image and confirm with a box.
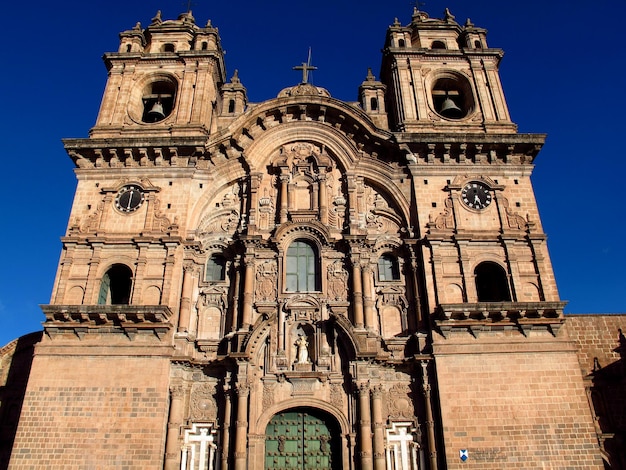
[590,329,626,470]
[0,331,41,470]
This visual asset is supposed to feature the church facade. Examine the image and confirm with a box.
[2,8,624,470]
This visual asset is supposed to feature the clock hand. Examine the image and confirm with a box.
[127,190,134,210]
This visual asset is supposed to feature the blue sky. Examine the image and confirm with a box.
[1,0,624,347]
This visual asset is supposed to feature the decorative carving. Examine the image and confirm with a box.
[386,383,414,419]
[190,383,217,421]
[258,186,276,230]
[330,383,344,408]
[327,260,348,301]
[501,196,528,231]
[363,186,402,235]
[255,260,277,302]
[151,198,178,233]
[431,197,454,231]
[262,382,276,408]
[376,285,408,308]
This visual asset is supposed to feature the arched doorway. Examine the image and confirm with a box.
[264,407,341,470]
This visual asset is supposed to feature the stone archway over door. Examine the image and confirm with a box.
[265,408,341,470]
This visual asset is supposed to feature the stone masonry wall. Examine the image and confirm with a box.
[433,332,605,469]
[565,314,625,376]
[564,314,626,469]
[9,353,170,469]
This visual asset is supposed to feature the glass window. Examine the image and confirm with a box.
[206,255,227,281]
[286,240,319,292]
[378,254,400,281]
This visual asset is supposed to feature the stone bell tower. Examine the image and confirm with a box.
[91,10,226,139]
[381,8,515,134]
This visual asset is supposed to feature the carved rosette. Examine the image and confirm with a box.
[189,383,217,421]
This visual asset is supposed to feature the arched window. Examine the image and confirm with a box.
[475,262,511,302]
[206,255,227,281]
[431,40,447,49]
[398,39,405,47]
[162,43,175,52]
[228,99,235,113]
[474,40,482,48]
[98,264,133,305]
[370,97,378,111]
[201,42,208,50]
[378,254,400,281]
[126,44,132,53]
[286,240,319,292]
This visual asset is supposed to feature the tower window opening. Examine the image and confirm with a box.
[431,40,447,49]
[162,43,175,52]
[474,40,482,48]
[378,254,400,281]
[475,262,511,302]
[206,255,227,282]
[286,240,320,292]
[228,99,235,113]
[98,264,133,305]
[398,39,405,47]
[201,41,208,50]
[126,44,132,53]
[370,97,378,111]
[431,76,473,119]
[141,79,176,123]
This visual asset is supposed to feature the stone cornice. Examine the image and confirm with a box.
[435,301,567,337]
[41,304,173,340]
[398,133,544,165]
[63,137,207,169]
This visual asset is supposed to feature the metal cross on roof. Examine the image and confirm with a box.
[293,48,317,84]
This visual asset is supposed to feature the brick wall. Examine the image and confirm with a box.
[433,332,605,469]
[9,353,170,469]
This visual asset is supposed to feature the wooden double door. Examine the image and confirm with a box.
[265,408,341,470]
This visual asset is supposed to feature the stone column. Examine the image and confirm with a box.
[241,255,255,329]
[421,361,438,470]
[229,256,242,333]
[234,383,250,470]
[408,244,424,329]
[318,173,328,225]
[371,385,386,470]
[164,385,185,470]
[221,387,232,470]
[351,260,365,329]
[279,174,289,224]
[357,382,373,470]
[178,263,196,333]
[362,263,376,331]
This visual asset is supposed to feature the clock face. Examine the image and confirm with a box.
[115,185,145,213]
[461,182,492,210]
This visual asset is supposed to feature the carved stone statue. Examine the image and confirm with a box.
[295,335,309,364]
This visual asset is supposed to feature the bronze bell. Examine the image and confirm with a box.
[439,96,463,118]
[147,101,165,122]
